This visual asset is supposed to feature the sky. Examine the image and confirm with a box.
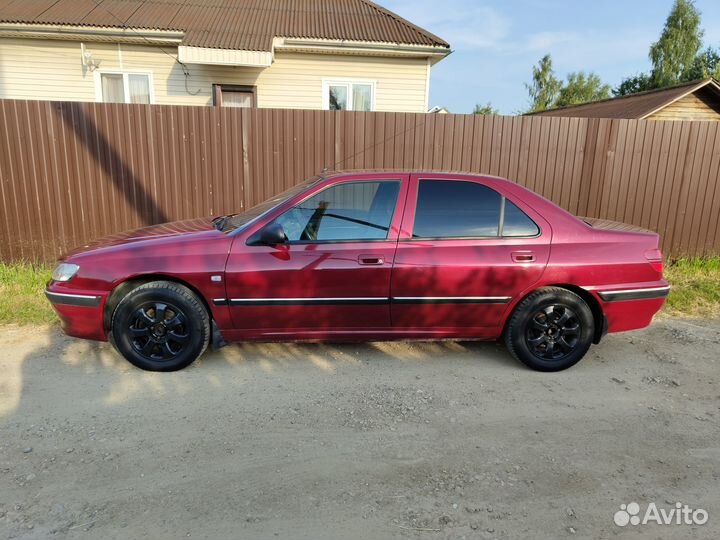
[378,0,720,114]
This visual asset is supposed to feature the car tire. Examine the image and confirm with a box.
[504,287,594,372]
[111,281,210,372]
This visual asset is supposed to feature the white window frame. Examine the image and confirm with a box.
[94,70,156,104]
[322,78,376,111]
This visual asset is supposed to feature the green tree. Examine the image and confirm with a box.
[688,46,720,79]
[555,72,611,107]
[614,73,654,96]
[615,0,708,96]
[525,54,561,112]
[649,0,704,86]
[473,102,499,115]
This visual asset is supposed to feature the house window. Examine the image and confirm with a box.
[97,72,153,104]
[213,84,256,108]
[323,80,375,111]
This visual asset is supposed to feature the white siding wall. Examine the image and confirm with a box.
[0,38,430,112]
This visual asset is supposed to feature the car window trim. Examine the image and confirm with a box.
[498,195,507,237]
[410,179,541,240]
[284,238,399,246]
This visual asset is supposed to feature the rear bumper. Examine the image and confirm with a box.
[596,285,670,302]
[591,282,669,334]
[45,287,108,341]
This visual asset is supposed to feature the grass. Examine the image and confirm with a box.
[663,257,720,318]
[0,257,718,326]
[0,263,54,325]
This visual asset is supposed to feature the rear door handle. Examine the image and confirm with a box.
[358,255,384,265]
[512,251,535,263]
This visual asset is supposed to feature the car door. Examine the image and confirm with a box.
[223,174,409,337]
[390,174,551,334]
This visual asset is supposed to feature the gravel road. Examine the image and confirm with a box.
[1,319,719,540]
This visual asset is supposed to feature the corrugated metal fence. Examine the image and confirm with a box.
[1,99,719,261]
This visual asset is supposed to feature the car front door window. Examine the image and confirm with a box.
[273,181,401,242]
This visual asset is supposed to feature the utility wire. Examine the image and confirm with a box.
[332,113,431,170]
[90,0,201,95]
[90,0,433,169]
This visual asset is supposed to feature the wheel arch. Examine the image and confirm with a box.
[104,274,212,332]
[504,284,606,344]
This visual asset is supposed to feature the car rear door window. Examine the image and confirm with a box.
[413,180,502,238]
[275,181,400,242]
[502,199,539,237]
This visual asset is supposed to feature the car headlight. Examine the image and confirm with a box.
[52,263,80,282]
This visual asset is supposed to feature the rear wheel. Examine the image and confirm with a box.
[504,287,594,372]
[111,281,210,371]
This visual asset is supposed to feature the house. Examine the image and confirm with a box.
[529,78,720,121]
[0,0,450,112]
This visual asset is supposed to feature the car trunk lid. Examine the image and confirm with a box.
[581,217,656,235]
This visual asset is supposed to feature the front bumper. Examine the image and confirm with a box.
[45,290,102,308]
[45,287,108,341]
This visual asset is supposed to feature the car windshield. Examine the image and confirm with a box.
[216,175,323,232]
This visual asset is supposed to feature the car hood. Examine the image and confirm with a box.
[63,218,220,258]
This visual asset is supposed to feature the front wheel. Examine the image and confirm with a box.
[111,281,210,371]
[504,287,594,372]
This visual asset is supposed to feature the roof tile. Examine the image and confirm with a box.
[0,0,450,51]
[529,79,720,119]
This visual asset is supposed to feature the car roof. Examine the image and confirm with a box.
[324,169,511,183]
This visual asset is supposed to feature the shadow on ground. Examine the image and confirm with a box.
[0,325,515,418]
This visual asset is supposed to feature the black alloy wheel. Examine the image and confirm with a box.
[129,301,190,361]
[525,304,581,361]
[111,281,210,372]
[504,287,595,372]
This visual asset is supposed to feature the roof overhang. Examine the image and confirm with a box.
[0,23,451,67]
[176,37,451,68]
[0,23,184,45]
[274,37,451,64]
[178,46,273,67]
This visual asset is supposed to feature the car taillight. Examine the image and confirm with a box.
[644,249,664,274]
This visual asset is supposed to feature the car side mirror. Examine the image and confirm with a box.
[258,222,287,246]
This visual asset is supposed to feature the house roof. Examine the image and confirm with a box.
[528,78,720,119]
[0,0,450,52]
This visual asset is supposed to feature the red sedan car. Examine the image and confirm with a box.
[45,171,669,372]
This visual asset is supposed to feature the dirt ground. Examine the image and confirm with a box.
[1,319,719,540]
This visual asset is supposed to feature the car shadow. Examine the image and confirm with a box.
[200,337,515,372]
[1,325,516,420]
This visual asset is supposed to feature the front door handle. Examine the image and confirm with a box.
[358,255,384,266]
[512,251,535,263]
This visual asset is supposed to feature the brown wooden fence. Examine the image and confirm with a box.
[1,99,719,262]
